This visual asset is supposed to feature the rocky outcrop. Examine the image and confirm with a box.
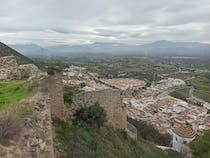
[0,56,21,80]
[18,64,41,79]
[0,56,42,81]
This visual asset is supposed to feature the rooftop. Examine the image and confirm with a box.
[173,125,196,138]
[100,78,146,90]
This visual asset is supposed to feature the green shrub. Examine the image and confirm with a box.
[47,66,55,75]
[47,65,62,75]
[74,103,107,128]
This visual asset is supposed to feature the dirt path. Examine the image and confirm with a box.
[48,73,65,120]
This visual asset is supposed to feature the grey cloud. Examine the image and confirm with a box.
[0,0,210,45]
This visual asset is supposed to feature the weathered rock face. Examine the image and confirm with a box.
[0,56,43,81]
[18,64,40,79]
[0,56,21,80]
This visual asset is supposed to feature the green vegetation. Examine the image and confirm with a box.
[33,55,210,83]
[188,74,210,91]
[0,80,35,110]
[169,87,190,101]
[55,105,178,158]
[188,73,210,102]
[47,64,63,75]
[194,90,210,102]
[83,57,176,82]
[190,130,210,158]
[55,120,179,158]
[35,56,179,82]
[63,86,82,107]
[74,103,107,128]
[128,118,172,146]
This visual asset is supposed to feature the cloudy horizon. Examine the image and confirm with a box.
[0,0,210,46]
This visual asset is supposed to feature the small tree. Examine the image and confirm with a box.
[74,103,107,128]
[47,64,63,75]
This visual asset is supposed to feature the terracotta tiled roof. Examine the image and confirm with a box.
[173,125,196,138]
[100,78,146,89]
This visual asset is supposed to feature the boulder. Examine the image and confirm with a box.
[18,64,40,79]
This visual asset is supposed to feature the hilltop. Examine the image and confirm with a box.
[0,42,34,65]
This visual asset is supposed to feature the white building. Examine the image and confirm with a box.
[203,102,210,110]
[172,125,196,153]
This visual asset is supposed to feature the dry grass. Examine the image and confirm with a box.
[0,114,24,145]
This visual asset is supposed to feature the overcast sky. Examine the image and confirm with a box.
[0,0,210,46]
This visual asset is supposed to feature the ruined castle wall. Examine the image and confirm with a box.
[71,89,127,129]
[0,56,21,80]
[0,56,41,81]
[0,93,55,158]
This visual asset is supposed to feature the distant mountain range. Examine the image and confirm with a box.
[10,44,50,56]
[10,40,210,57]
[0,42,34,64]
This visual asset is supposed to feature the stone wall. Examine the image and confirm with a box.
[71,89,127,129]
[0,93,54,158]
[0,56,41,81]
[19,64,41,79]
[0,56,21,80]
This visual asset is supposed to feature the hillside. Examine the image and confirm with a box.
[0,42,34,64]
[55,121,180,158]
